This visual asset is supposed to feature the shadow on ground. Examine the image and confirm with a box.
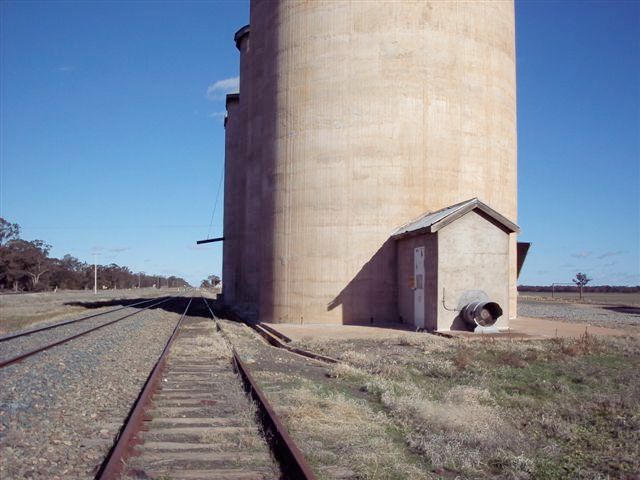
[602,305,640,316]
[64,296,218,320]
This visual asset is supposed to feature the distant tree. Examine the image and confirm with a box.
[0,217,191,292]
[572,272,592,299]
[208,275,221,287]
[200,279,212,289]
[3,239,52,290]
[0,218,20,245]
[50,254,87,290]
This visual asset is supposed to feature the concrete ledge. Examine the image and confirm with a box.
[234,24,250,50]
[262,323,415,341]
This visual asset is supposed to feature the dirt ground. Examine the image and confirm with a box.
[266,292,640,342]
[268,316,633,343]
[0,288,181,334]
[509,316,631,338]
[519,291,640,307]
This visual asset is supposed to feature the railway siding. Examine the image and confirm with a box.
[0,301,182,479]
[214,316,430,479]
[0,297,171,366]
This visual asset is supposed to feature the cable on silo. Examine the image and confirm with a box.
[206,168,224,239]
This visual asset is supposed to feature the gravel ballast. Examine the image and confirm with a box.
[0,298,169,365]
[519,299,640,330]
[0,298,186,479]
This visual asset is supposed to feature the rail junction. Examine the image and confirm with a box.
[0,292,333,479]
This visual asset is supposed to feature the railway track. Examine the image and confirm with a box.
[0,297,162,343]
[0,296,174,369]
[97,296,316,480]
[216,306,339,366]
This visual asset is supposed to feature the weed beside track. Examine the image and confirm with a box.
[297,332,640,478]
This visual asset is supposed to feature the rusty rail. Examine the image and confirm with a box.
[95,297,192,480]
[213,303,338,365]
[0,297,175,369]
[252,323,339,364]
[258,322,292,343]
[0,297,161,343]
[201,297,318,480]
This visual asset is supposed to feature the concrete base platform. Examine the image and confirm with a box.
[265,317,633,342]
[261,323,415,341]
[508,316,631,339]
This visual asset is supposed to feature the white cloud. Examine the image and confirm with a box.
[571,251,592,259]
[597,250,627,260]
[206,76,239,100]
[208,111,227,123]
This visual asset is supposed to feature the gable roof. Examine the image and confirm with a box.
[391,198,520,239]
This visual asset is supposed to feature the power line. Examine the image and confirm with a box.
[207,168,224,239]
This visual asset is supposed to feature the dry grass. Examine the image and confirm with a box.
[0,288,171,334]
[301,332,640,478]
[330,362,528,475]
[281,383,430,479]
[176,327,230,358]
[174,321,273,458]
[382,386,528,474]
[548,330,605,356]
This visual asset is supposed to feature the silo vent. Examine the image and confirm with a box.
[462,301,503,328]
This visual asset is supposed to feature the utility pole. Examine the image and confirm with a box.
[93,254,98,294]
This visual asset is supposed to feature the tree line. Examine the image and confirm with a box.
[0,218,190,292]
[518,285,639,293]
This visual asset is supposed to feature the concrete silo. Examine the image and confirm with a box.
[221,93,240,305]
[224,0,518,327]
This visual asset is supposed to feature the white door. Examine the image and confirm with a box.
[414,246,425,329]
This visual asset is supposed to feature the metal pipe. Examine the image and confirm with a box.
[442,288,461,312]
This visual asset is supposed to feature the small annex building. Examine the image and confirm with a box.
[392,198,520,333]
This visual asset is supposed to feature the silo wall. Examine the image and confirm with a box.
[253,0,518,324]
[248,0,279,321]
[232,27,258,318]
[222,94,240,304]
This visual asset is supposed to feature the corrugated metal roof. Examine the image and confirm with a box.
[391,198,520,239]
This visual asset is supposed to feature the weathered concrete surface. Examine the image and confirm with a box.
[226,0,518,325]
[436,211,511,331]
[397,234,438,329]
[396,211,510,332]
[266,318,633,342]
[222,95,240,306]
[235,28,255,317]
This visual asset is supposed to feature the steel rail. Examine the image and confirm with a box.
[259,322,292,343]
[0,297,162,343]
[95,297,192,480]
[201,297,318,480]
[212,303,338,365]
[252,323,339,364]
[0,297,175,369]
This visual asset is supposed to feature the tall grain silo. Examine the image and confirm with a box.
[224,0,518,326]
[221,93,240,305]
[221,27,250,308]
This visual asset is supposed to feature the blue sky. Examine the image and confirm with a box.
[1,0,638,286]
